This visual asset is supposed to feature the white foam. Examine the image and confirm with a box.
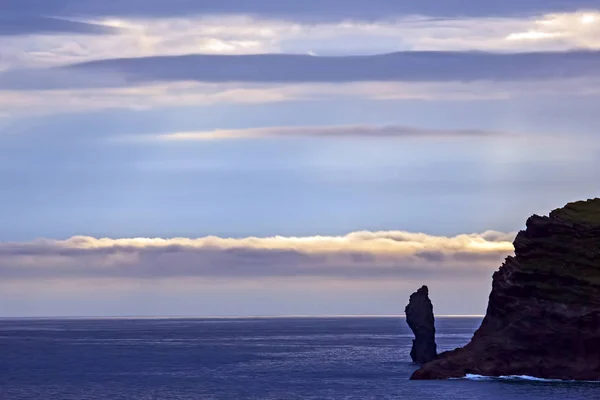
[462,374,598,383]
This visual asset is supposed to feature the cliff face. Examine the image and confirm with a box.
[412,198,600,380]
[405,285,437,364]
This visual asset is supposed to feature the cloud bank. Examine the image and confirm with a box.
[0,231,516,281]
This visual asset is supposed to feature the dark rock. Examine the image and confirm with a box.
[411,198,600,380]
[405,285,437,364]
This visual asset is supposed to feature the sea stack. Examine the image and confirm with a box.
[405,285,437,364]
[411,198,600,380]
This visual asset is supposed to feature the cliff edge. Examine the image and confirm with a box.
[412,198,600,380]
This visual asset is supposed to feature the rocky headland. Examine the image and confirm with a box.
[405,285,437,364]
[411,198,600,380]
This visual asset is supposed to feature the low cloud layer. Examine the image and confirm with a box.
[0,231,516,281]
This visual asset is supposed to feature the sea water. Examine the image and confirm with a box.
[1,317,598,399]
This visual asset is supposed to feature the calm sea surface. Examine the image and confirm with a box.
[1,317,598,399]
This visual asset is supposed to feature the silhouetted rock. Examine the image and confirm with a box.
[405,285,437,364]
[411,198,600,380]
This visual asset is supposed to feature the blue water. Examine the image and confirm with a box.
[1,317,598,399]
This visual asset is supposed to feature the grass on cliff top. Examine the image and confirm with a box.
[550,198,600,225]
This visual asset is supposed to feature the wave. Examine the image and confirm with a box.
[462,374,599,383]
[464,374,560,382]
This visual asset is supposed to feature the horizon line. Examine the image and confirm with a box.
[0,314,485,320]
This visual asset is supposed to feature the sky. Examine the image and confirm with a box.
[1,0,599,317]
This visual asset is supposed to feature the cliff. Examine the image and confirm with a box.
[405,286,437,364]
[412,198,600,380]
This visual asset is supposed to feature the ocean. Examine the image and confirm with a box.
[1,317,598,399]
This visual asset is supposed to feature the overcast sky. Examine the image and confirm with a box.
[1,0,599,317]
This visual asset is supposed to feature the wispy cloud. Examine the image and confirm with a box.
[2,78,600,116]
[156,125,505,141]
[0,16,119,36]
[0,231,515,281]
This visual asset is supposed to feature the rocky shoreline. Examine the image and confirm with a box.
[411,199,600,380]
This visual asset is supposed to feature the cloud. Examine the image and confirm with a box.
[70,51,600,84]
[1,51,599,92]
[1,11,599,71]
[0,16,119,36]
[155,125,505,141]
[1,10,599,115]
[2,78,600,116]
[0,231,515,281]
[1,0,597,21]
[0,82,291,115]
